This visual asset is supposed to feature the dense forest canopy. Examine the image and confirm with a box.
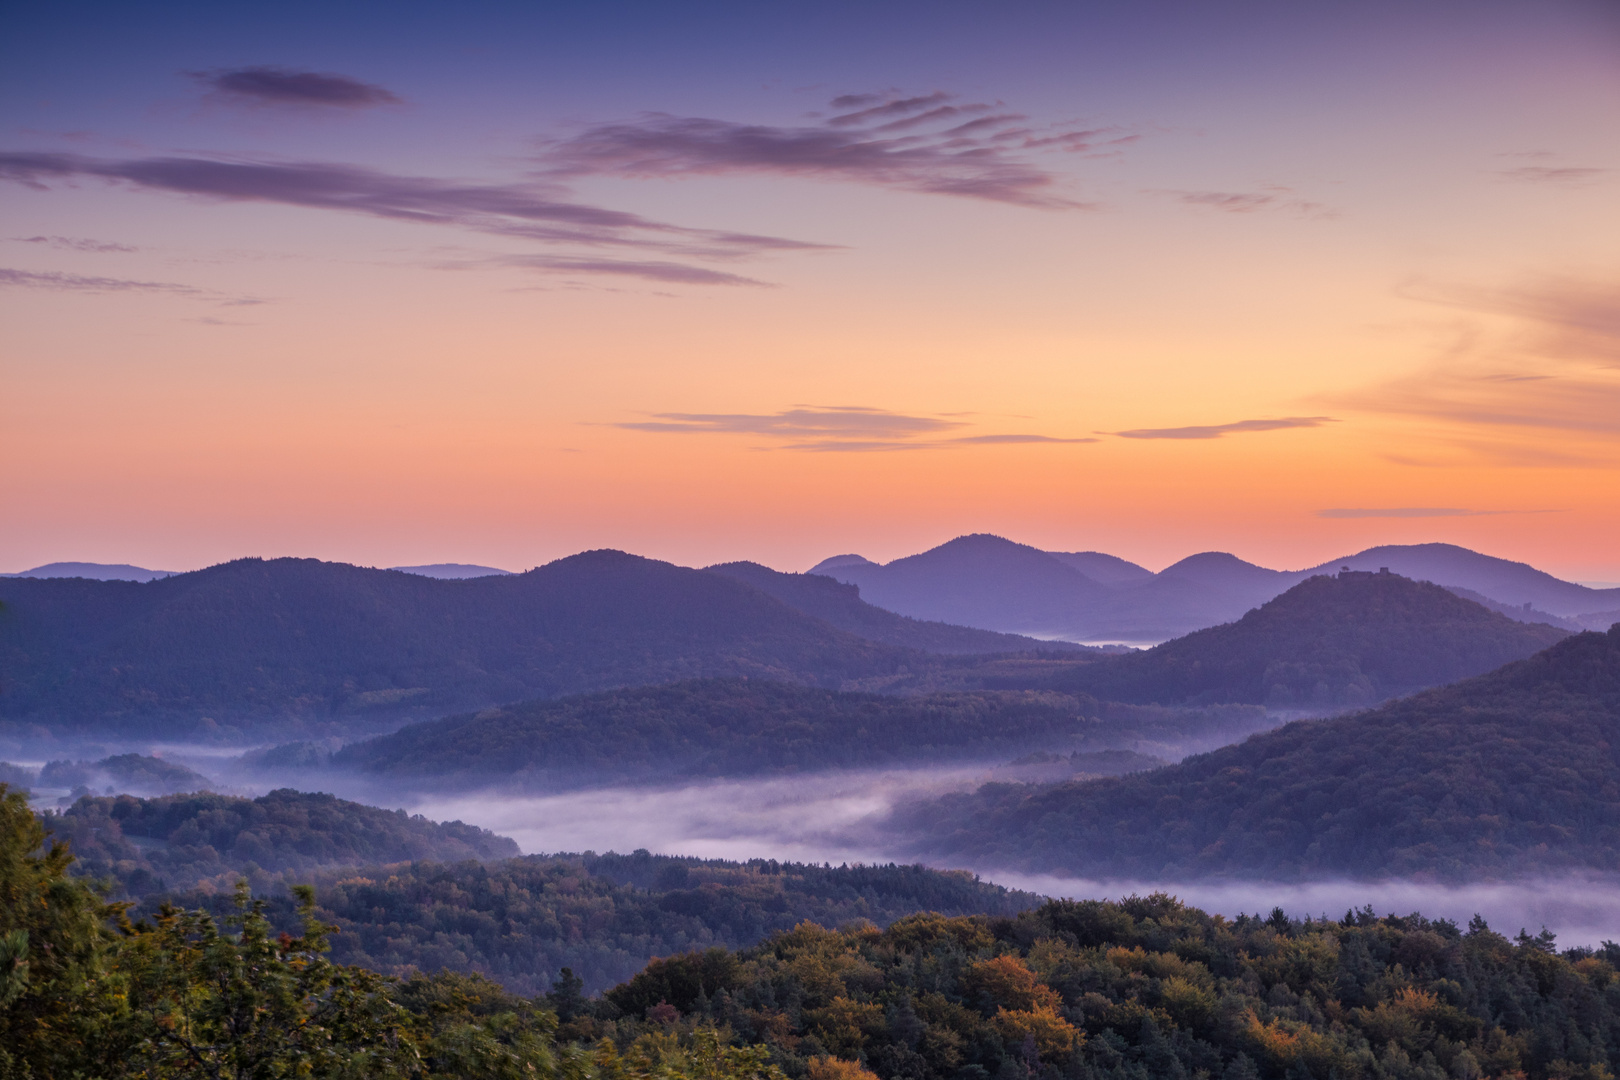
[10,783,1620,1080]
[1050,572,1570,708]
[895,626,1620,880]
[47,787,519,894]
[158,852,1044,997]
[577,891,1620,1080]
[1,784,790,1080]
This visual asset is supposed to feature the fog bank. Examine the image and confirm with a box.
[402,770,1620,949]
[402,766,982,865]
[988,873,1620,948]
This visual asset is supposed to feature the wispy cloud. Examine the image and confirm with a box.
[490,254,770,286]
[1108,417,1338,440]
[0,267,200,294]
[1158,188,1335,219]
[190,66,402,109]
[614,406,1092,452]
[538,91,1133,208]
[951,433,1096,445]
[1317,507,1515,519]
[13,235,137,252]
[0,266,263,306]
[1500,166,1608,185]
[0,151,820,286]
[619,407,959,438]
[1331,276,1620,444]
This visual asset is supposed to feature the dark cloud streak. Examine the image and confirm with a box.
[539,91,1129,208]
[1110,417,1337,440]
[0,151,817,284]
[192,66,402,108]
[0,267,198,294]
[1500,166,1607,185]
[14,235,136,252]
[615,407,1093,451]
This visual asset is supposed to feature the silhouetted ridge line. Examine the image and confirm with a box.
[896,624,1620,880]
[0,552,921,732]
[1052,570,1568,707]
[705,560,1092,654]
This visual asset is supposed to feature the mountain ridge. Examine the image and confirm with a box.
[895,624,1620,881]
[0,552,923,732]
[810,536,1620,641]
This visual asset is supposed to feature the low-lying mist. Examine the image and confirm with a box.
[399,765,983,865]
[20,738,1619,949]
[991,873,1620,948]
[395,766,1620,948]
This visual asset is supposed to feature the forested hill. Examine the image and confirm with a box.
[0,551,926,733]
[584,897,1620,1080]
[1052,570,1569,707]
[43,787,519,894]
[168,853,1043,996]
[897,625,1620,880]
[331,678,1101,789]
[705,560,1091,655]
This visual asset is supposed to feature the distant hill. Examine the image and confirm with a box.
[1576,609,1620,632]
[895,625,1620,880]
[0,552,919,733]
[1,561,176,582]
[1045,550,1153,586]
[812,534,1113,638]
[32,753,216,798]
[1444,586,1582,630]
[157,852,1042,996]
[331,678,1100,789]
[44,787,519,895]
[390,563,514,579]
[1305,543,1620,617]
[705,561,1090,655]
[1054,571,1570,707]
[810,535,1620,642]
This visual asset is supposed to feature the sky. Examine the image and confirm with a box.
[3,0,1618,579]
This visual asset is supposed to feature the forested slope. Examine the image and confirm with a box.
[166,852,1042,996]
[579,894,1620,1080]
[897,626,1620,879]
[0,551,920,732]
[331,679,1099,788]
[46,787,518,893]
[1053,571,1569,707]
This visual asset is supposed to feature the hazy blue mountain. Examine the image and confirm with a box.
[1054,570,1570,707]
[811,534,1111,638]
[1304,543,1620,617]
[896,624,1620,880]
[390,563,515,578]
[2,561,176,582]
[1575,609,1620,632]
[706,560,1090,654]
[1155,551,1297,593]
[0,552,919,732]
[806,553,880,574]
[1444,585,1582,630]
[35,753,216,798]
[809,535,1617,643]
[1045,550,1154,586]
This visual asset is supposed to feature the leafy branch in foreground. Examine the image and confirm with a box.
[0,783,783,1080]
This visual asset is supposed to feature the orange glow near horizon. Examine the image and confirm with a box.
[3,2,1618,581]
